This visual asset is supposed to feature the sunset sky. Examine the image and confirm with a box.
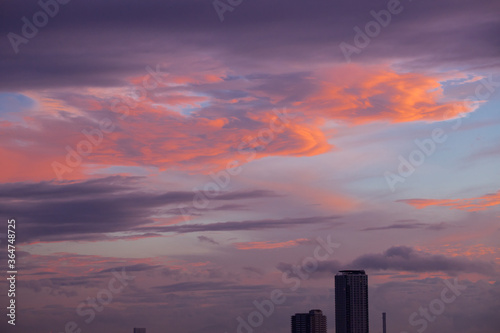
[0,0,499,332]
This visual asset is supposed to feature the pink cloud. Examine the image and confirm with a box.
[0,64,476,182]
[294,64,472,124]
[399,190,500,211]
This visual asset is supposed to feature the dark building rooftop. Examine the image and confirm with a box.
[337,270,366,275]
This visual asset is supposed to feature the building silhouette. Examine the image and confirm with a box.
[133,328,146,333]
[335,270,369,333]
[291,309,327,333]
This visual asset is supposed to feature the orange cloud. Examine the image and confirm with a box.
[0,64,476,182]
[233,238,310,250]
[415,244,498,259]
[294,64,472,124]
[0,94,331,181]
[0,141,87,182]
[87,105,331,174]
[399,190,500,211]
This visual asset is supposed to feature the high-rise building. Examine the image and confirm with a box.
[133,328,146,333]
[291,309,327,333]
[335,270,369,333]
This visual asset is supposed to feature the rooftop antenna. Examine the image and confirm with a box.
[383,312,387,333]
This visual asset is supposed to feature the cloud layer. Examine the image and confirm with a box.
[399,190,500,211]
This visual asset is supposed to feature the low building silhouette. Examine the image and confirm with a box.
[291,309,327,333]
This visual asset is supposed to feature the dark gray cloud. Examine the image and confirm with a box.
[1,0,499,90]
[276,246,496,278]
[242,266,264,276]
[0,175,336,243]
[362,222,450,231]
[98,263,163,274]
[362,222,428,231]
[352,246,496,276]
[0,176,279,243]
[133,215,341,234]
[21,275,103,297]
[197,235,219,245]
[153,281,268,293]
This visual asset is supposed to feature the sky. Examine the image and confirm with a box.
[0,0,499,332]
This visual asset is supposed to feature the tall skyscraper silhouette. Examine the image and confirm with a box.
[291,309,327,333]
[335,270,369,333]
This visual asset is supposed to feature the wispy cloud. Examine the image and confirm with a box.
[135,216,341,234]
[399,190,500,211]
[0,176,280,243]
[232,238,310,250]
